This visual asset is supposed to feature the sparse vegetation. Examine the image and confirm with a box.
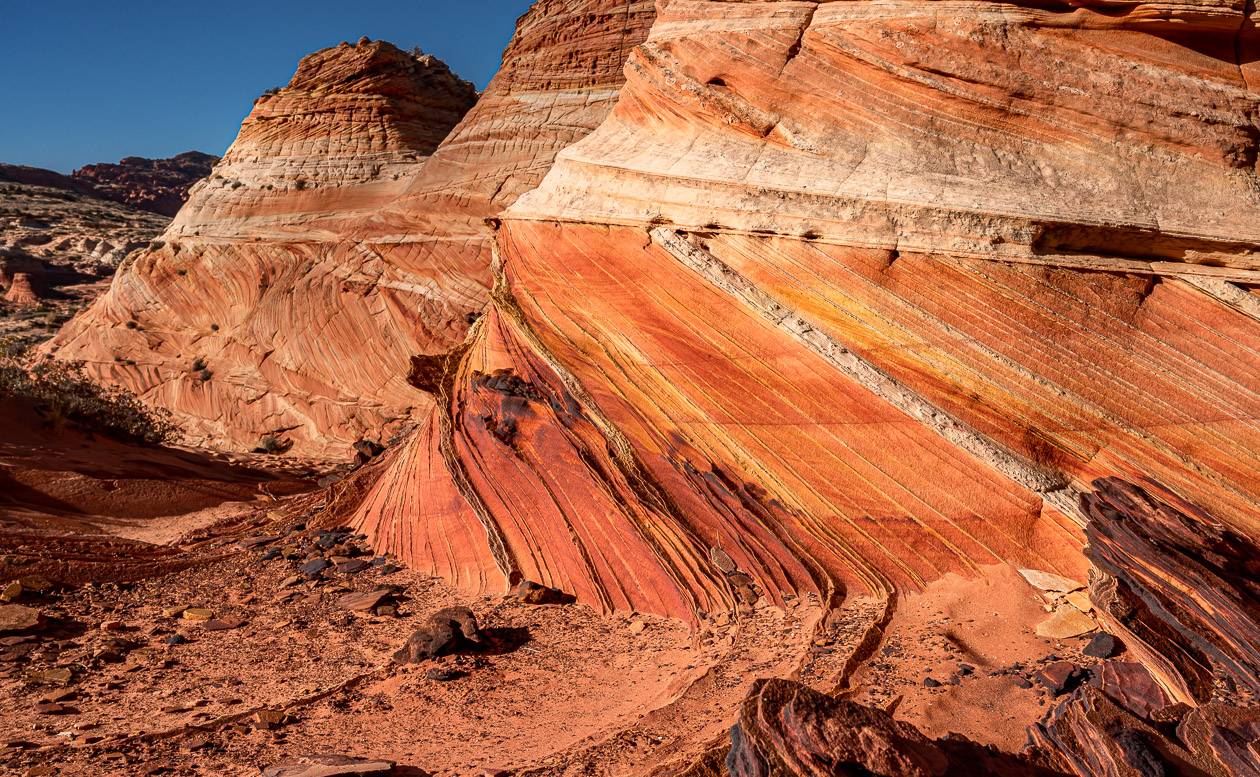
[293,178,308,191]
[253,434,293,455]
[0,338,178,445]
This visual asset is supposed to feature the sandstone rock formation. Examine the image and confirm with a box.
[50,40,480,455]
[721,478,1260,777]
[51,6,655,456]
[3,273,41,307]
[70,151,218,216]
[341,0,1260,626]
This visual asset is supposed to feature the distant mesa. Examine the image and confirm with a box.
[71,151,219,216]
[0,151,219,217]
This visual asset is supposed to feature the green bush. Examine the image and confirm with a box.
[0,339,178,445]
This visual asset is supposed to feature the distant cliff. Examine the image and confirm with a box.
[71,151,218,216]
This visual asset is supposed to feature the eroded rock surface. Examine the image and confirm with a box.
[50,40,480,456]
[52,4,656,457]
[341,0,1260,626]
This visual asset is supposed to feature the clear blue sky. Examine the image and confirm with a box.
[1,0,535,172]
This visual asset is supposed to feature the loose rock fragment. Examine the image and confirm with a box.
[1036,661,1086,696]
[516,580,573,605]
[0,581,22,603]
[261,755,394,777]
[1082,632,1120,659]
[335,589,393,612]
[1090,661,1168,720]
[253,709,289,729]
[394,606,481,663]
[0,604,43,634]
[709,547,737,574]
[1035,606,1096,639]
[1018,568,1085,593]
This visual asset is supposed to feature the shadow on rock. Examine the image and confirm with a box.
[468,625,531,656]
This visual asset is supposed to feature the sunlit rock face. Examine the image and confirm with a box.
[47,1,658,457]
[347,0,1260,622]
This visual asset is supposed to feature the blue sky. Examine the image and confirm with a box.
[1,0,534,172]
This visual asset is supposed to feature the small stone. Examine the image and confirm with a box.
[253,709,288,729]
[182,608,213,622]
[16,576,52,594]
[1036,660,1086,696]
[279,575,303,588]
[1091,661,1168,719]
[261,755,394,777]
[100,620,127,633]
[923,677,941,688]
[394,607,481,663]
[1035,606,1096,639]
[0,581,22,603]
[425,667,463,682]
[299,559,330,578]
[628,620,647,635]
[709,547,737,574]
[35,702,77,715]
[1064,590,1093,613]
[27,668,72,686]
[38,689,76,704]
[516,580,573,605]
[335,589,392,612]
[336,559,370,575]
[161,605,188,618]
[373,605,397,617]
[0,604,44,634]
[1082,632,1120,659]
[1018,568,1084,593]
[237,536,280,550]
[179,734,212,752]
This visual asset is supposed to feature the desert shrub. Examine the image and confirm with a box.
[293,178,308,191]
[253,434,292,455]
[0,338,178,445]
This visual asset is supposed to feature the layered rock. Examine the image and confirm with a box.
[720,478,1260,777]
[52,3,656,456]
[71,151,218,216]
[343,0,1260,625]
[3,273,41,307]
[50,40,480,456]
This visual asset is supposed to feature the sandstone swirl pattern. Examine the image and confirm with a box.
[345,0,1260,622]
[49,2,657,456]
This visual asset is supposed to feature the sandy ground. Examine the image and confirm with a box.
[0,406,1097,775]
